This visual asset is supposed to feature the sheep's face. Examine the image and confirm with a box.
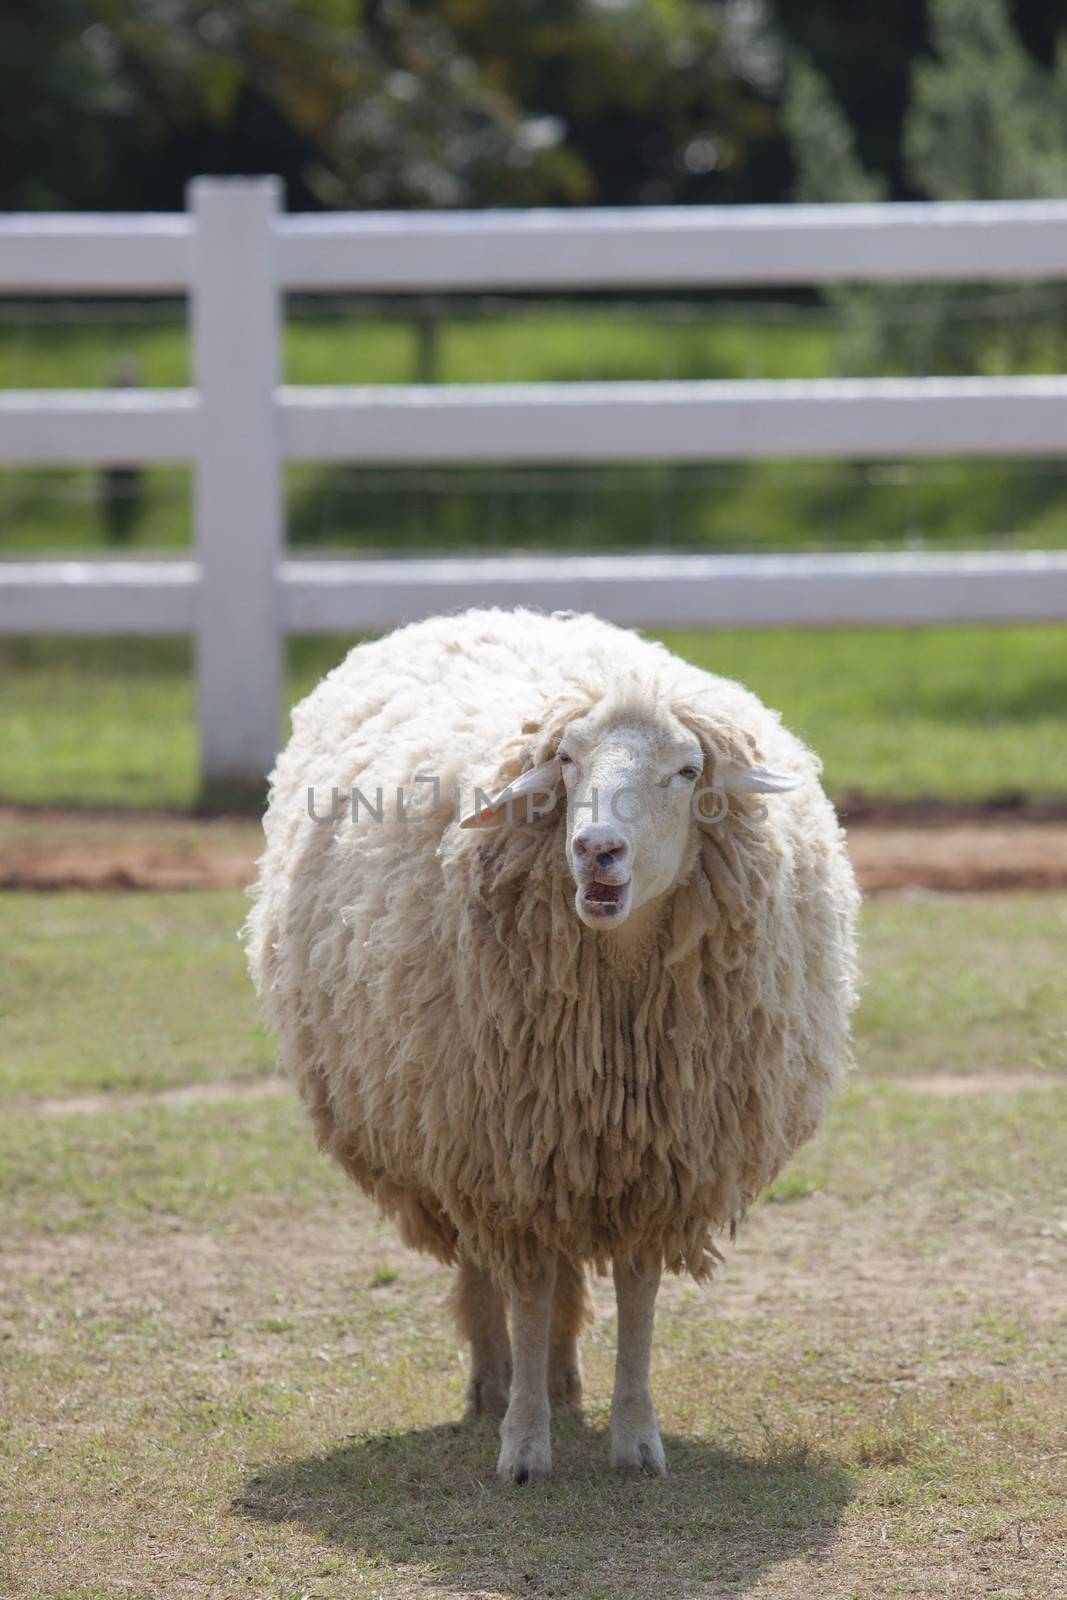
[558,711,704,930]
[459,701,803,932]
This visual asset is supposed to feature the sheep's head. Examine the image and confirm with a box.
[461,697,802,932]
[555,709,703,928]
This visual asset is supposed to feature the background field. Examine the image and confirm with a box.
[3,623,1065,811]
[4,299,1066,814]
[2,889,1065,1600]
[5,9,1066,1595]
[6,298,1067,559]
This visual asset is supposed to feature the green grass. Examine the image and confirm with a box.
[673,623,1067,802]
[2,1019,1063,1241]
[4,891,1066,1109]
[283,456,1067,558]
[11,455,1067,557]
[5,301,1067,556]
[856,896,1067,1078]
[3,306,1066,813]
[0,301,838,394]
[0,638,196,807]
[1,890,1065,1596]
[2,623,1065,808]
[0,892,270,1099]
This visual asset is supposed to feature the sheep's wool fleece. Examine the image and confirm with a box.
[246,609,860,1282]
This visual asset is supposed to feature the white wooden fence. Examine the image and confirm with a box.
[3,178,1067,786]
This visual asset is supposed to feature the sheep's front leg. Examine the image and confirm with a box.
[609,1257,667,1476]
[452,1259,512,1418]
[497,1255,557,1484]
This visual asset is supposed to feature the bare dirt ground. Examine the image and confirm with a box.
[4,804,1067,894]
[4,887,1065,1597]
[0,807,259,891]
[4,1137,1065,1600]
[20,1067,1061,1120]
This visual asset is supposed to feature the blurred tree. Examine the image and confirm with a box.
[905,0,1067,198]
[781,53,885,203]
[1,0,788,211]
[0,0,123,209]
[13,0,1067,215]
[773,0,1067,201]
[429,0,788,206]
[783,0,1067,376]
[786,0,1067,208]
[773,0,927,198]
[0,0,324,209]
[299,0,584,208]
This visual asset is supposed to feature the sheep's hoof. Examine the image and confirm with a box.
[465,1372,511,1419]
[497,1406,552,1484]
[496,1436,552,1484]
[610,1420,668,1477]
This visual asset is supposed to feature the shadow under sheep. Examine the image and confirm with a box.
[236,1414,852,1597]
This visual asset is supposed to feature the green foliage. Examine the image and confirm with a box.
[10,0,1067,214]
[793,0,1067,207]
[0,0,785,211]
[905,0,1067,199]
[0,1,127,211]
[781,55,885,203]
[784,0,1067,376]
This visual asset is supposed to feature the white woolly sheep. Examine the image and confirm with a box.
[245,607,859,1483]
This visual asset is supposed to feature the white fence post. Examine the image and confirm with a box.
[189,176,283,795]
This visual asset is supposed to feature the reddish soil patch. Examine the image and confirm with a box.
[0,806,260,892]
[846,820,1067,893]
[1,845,256,892]
[3,805,1067,894]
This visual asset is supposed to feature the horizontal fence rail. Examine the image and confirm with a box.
[9,200,1067,293]
[0,391,196,464]
[275,201,1067,291]
[0,215,193,295]
[6,552,1066,637]
[2,179,1067,786]
[10,377,1067,467]
[280,550,1067,631]
[9,377,1067,466]
[279,377,1067,463]
[0,560,197,634]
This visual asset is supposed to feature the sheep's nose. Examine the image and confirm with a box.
[573,830,629,867]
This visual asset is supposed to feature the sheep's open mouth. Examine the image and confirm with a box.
[577,879,632,921]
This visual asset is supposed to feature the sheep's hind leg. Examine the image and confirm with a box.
[609,1256,667,1476]
[451,1259,512,1418]
[548,1256,591,1411]
[497,1255,557,1484]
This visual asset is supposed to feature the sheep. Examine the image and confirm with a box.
[245,607,859,1483]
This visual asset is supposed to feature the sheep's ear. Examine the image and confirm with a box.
[459,757,562,830]
[718,760,803,795]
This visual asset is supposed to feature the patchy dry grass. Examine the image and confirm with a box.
[1,890,1065,1598]
[0,891,271,1098]
[856,895,1067,1079]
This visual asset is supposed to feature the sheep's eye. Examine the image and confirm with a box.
[678,765,700,781]
[558,751,574,766]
